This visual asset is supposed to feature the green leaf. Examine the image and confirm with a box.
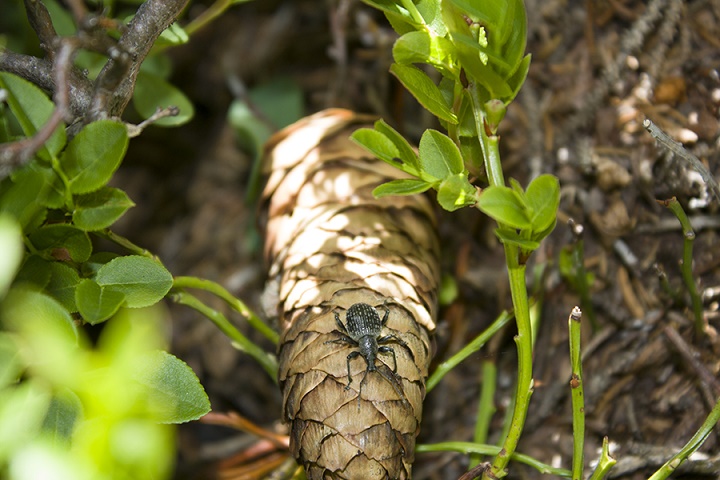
[0,215,23,298]
[14,255,52,290]
[0,72,66,160]
[372,119,420,172]
[46,262,80,313]
[248,77,304,131]
[495,228,539,250]
[393,31,457,77]
[0,381,52,458]
[155,22,189,46]
[132,350,211,424]
[29,224,92,263]
[525,174,560,233]
[390,63,458,124]
[80,252,119,277]
[27,162,65,209]
[437,173,477,211]
[72,187,135,231]
[0,334,22,388]
[373,178,433,198]
[476,185,531,229]
[418,129,464,180]
[0,167,48,230]
[41,388,83,446]
[350,128,401,165]
[61,120,129,194]
[95,256,173,309]
[75,278,125,325]
[133,71,194,127]
[3,288,78,345]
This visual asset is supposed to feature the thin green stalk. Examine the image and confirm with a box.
[570,232,598,331]
[470,360,497,468]
[485,254,534,479]
[426,310,512,392]
[647,393,720,480]
[568,306,585,480]
[171,290,278,381]
[469,83,535,479]
[587,437,616,480]
[95,229,156,259]
[416,442,571,477]
[173,276,278,344]
[661,197,704,336]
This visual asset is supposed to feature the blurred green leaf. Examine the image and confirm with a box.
[0,334,22,388]
[437,172,476,211]
[72,187,135,231]
[155,22,188,46]
[0,72,66,160]
[75,278,125,325]
[0,215,23,298]
[41,388,83,446]
[0,381,52,461]
[390,63,458,124]
[476,185,531,229]
[28,224,92,263]
[373,178,433,198]
[61,120,128,194]
[95,256,173,309]
[132,350,211,424]
[0,166,47,230]
[133,71,194,127]
[418,129,464,180]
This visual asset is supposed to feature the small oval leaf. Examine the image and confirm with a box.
[373,179,433,198]
[437,173,477,211]
[390,63,458,124]
[418,129,464,180]
[132,350,211,424]
[133,71,194,127]
[95,256,173,308]
[476,185,531,229]
[72,187,135,231]
[75,278,125,325]
[61,120,129,194]
[28,224,92,263]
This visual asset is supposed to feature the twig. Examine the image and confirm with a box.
[23,0,59,58]
[0,38,77,176]
[88,0,189,122]
[126,106,180,137]
[643,118,720,203]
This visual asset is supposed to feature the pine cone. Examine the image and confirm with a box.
[262,109,440,479]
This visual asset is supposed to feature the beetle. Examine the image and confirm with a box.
[328,302,412,393]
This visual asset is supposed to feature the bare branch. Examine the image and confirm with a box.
[0,39,78,177]
[0,49,93,117]
[88,0,189,121]
[23,0,58,58]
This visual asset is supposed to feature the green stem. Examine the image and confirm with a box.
[171,290,278,382]
[587,437,616,480]
[485,250,534,479]
[470,85,504,187]
[95,229,156,259]
[399,0,426,25]
[568,307,585,480]
[173,276,278,344]
[416,442,571,477]
[426,310,512,392]
[183,0,231,36]
[647,394,720,480]
[662,198,704,336]
[470,360,497,467]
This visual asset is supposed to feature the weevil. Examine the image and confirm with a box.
[329,302,412,393]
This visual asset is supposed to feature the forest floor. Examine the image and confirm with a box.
[113,0,720,478]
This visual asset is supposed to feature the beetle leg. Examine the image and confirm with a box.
[378,345,398,373]
[325,333,355,346]
[345,351,361,390]
[380,303,390,326]
[334,310,348,333]
[378,334,415,363]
